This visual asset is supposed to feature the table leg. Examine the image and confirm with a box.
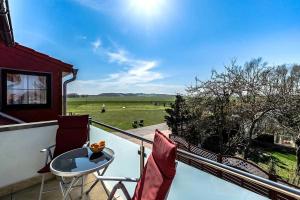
[85,166,108,195]
[100,179,110,197]
[81,176,84,196]
[62,177,78,200]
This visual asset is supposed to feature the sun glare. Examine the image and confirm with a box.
[128,0,166,18]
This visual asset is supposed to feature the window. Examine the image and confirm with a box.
[2,70,51,108]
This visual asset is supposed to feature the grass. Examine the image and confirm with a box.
[270,152,297,180]
[67,96,174,130]
[252,149,297,181]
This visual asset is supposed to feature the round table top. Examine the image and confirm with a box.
[50,147,114,177]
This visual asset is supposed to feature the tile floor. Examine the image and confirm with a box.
[0,174,110,200]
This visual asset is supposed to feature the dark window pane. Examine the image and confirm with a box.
[7,74,27,90]
[28,90,47,104]
[28,75,47,89]
[40,90,47,104]
[7,89,29,105]
[5,72,49,106]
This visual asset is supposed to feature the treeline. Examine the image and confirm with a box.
[67,93,88,98]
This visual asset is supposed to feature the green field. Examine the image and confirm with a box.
[257,150,297,181]
[67,96,175,130]
[249,147,297,183]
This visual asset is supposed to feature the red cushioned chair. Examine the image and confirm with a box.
[98,129,177,200]
[37,115,89,200]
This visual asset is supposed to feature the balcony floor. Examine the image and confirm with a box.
[0,174,109,200]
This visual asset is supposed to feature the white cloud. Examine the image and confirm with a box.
[68,39,183,94]
[104,48,164,85]
[107,49,129,64]
[91,38,101,50]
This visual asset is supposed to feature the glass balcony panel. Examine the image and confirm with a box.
[90,125,268,200]
[0,123,284,199]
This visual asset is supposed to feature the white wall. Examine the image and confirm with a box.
[0,124,57,188]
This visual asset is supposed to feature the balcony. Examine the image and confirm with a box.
[0,120,299,200]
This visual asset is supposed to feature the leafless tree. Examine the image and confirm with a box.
[185,59,300,161]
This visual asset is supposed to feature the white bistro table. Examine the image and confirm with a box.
[50,147,114,200]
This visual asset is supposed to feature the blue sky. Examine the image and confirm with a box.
[9,0,300,94]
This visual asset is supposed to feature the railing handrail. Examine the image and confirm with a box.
[0,120,57,132]
[90,119,300,199]
[176,149,300,199]
[91,120,153,144]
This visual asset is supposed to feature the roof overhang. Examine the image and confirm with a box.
[13,43,74,74]
[0,0,14,46]
[0,1,74,74]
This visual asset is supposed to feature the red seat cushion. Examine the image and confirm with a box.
[152,130,176,178]
[56,115,89,129]
[37,163,50,173]
[53,115,89,158]
[132,130,177,200]
[38,115,89,173]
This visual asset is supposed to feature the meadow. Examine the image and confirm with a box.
[67,96,175,130]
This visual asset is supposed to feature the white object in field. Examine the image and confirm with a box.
[122,106,126,109]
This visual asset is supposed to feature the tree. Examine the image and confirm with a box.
[67,93,80,98]
[179,58,300,158]
[165,95,189,137]
[232,58,273,157]
[186,60,243,154]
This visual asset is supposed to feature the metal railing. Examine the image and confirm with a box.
[90,119,300,200]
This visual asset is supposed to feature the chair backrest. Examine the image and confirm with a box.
[53,115,89,158]
[132,129,177,200]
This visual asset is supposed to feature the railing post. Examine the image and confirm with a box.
[88,117,93,142]
[269,174,277,199]
[217,154,222,163]
[139,141,145,176]
[217,154,223,178]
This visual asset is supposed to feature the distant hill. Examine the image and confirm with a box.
[67,93,175,98]
[97,93,175,97]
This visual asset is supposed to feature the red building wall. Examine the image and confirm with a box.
[0,42,73,122]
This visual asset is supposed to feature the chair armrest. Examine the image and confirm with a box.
[83,141,90,148]
[97,176,139,182]
[107,181,132,200]
[40,144,56,153]
[40,144,55,164]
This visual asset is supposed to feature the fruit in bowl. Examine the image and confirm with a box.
[89,140,105,153]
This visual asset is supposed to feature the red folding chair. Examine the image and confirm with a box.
[98,129,177,200]
[37,115,89,200]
